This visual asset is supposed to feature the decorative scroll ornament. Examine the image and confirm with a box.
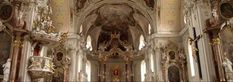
[211,38,221,45]
[52,40,71,82]
[58,32,68,46]
[112,65,120,82]
[13,39,22,47]
[159,42,188,82]
[227,18,233,28]
[0,21,6,32]
[183,0,195,27]
[28,56,54,79]
[94,32,138,62]
[183,0,195,15]
[32,0,56,34]
[30,0,59,45]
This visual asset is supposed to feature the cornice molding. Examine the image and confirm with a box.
[148,27,188,39]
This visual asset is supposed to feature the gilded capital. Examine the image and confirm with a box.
[212,38,221,45]
[13,39,22,47]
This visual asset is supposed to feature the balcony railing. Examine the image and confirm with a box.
[28,56,54,79]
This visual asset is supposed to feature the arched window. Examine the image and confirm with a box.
[86,60,91,82]
[188,41,195,76]
[150,54,154,72]
[168,66,180,82]
[141,60,146,82]
[77,54,82,72]
[86,35,92,51]
[139,35,145,50]
[148,24,152,34]
[79,25,83,34]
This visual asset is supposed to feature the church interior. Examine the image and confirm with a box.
[0,0,233,82]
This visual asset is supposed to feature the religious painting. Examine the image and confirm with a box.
[56,52,63,61]
[220,3,233,19]
[112,65,120,82]
[169,51,176,60]
[0,3,13,22]
[113,68,119,76]
[0,31,12,75]
[168,66,180,82]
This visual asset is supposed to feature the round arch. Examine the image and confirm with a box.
[74,0,156,37]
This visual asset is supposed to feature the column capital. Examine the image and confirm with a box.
[67,33,81,39]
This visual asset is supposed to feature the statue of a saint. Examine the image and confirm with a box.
[223,53,233,81]
[2,59,11,82]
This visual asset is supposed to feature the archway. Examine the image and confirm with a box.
[75,1,156,82]
[168,66,180,82]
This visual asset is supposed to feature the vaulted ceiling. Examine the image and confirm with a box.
[80,3,151,50]
[74,0,183,51]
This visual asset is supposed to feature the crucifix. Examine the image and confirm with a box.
[188,27,203,79]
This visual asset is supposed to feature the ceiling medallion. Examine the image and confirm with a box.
[0,2,13,22]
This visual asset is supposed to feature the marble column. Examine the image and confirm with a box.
[9,32,23,82]
[144,45,152,81]
[209,34,225,81]
[68,48,77,81]
[103,63,106,82]
[125,63,128,82]
[126,61,133,82]
[76,50,83,81]
[9,0,32,81]
[97,60,106,82]
[154,40,163,81]
[200,0,225,80]
[66,33,79,81]
[18,37,32,81]
[98,61,102,82]
[130,61,133,82]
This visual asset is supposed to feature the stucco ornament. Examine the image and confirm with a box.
[2,59,11,82]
